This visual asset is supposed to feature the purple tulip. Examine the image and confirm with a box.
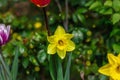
[0,24,10,46]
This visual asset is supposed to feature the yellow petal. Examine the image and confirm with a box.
[57,45,66,50]
[55,26,65,35]
[117,54,120,64]
[118,54,120,58]
[57,49,66,59]
[47,44,56,54]
[98,64,111,76]
[66,40,75,51]
[108,54,117,64]
[64,34,73,39]
[47,35,56,43]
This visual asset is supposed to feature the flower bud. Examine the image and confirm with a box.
[31,0,51,7]
[0,24,10,46]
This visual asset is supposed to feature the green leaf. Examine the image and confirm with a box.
[99,74,108,80]
[64,53,72,80]
[0,0,7,7]
[48,55,56,80]
[11,47,19,80]
[77,14,85,24]
[22,58,29,68]
[37,50,47,63]
[57,56,63,80]
[89,1,102,10]
[113,0,120,12]
[0,53,11,80]
[76,8,87,14]
[110,28,120,37]
[104,0,112,7]
[85,0,94,7]
[0,65,5,80]
[113,44,120,53]
[72,14,78,23]
[0,69,4,80]
[99,8,113,15]
[112,13,120,24]
[103,8,113,15]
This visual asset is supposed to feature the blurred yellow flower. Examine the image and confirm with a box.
[34,66,40,72]
[98,53,120,80]
[87,49,93,55]
[17,35,22,41]
[22,52,28,57]
[26,70,30,75]
[29,44,34,49]
[92,24,96,28]
[47,26,75,59]
[86,61,91,66]
[34,22,42,29]
[86,30,92,36]
[85,38,91,42]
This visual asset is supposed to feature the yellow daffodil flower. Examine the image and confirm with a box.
[98,53,120,80]
[34,22,42,29]
[47,26,75,59]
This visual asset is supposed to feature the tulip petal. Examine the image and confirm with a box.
[3,30,8,42]
[55,26,65,36]
[66,40,75,51]
[47,44,56,54]
[0,35,3,45]
[31,0,50,7]
[108,54,117,64]
[57,49,66,59]
[98,64,111,76]
[6,25,10,39]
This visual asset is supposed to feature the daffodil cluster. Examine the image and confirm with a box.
[47,26,75,59]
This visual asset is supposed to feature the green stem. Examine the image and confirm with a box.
[42,7,51,36]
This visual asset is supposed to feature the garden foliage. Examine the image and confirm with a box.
[0,0,120,80]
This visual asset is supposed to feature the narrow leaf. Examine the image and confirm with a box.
[48,55,56,80]
[0,54,11,79]
[11,47,19,80]
[57,56,63,80]
[64,53,72,80]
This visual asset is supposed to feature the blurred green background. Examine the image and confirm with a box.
[1,0,120,80]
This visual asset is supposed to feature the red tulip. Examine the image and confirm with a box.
[31,0,51,7]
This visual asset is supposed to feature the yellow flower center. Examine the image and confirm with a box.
[116,65,120,73]
[58,40,64,46]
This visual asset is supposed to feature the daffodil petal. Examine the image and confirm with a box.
[66,40,75,51]
[64,34,73,39]
[55,26,65,35]
[118,54,120,58]
[47,44,56,54]
[108,54,117,64]
[57,45,66,50]
[98,64,111,76]
[47,35,56,43]
[57,49,66,59]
